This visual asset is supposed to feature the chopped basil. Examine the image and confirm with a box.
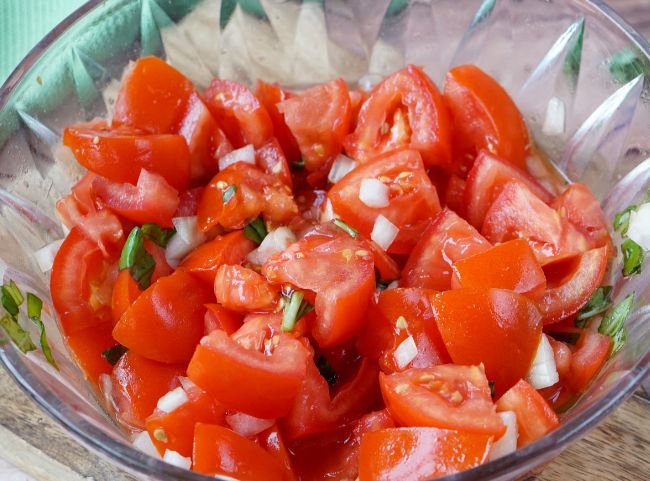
[613,205,637,235]
[243,217,267,245]
[281,290,314,332]
[621,238,643,276]
[102,344,128,366]
[26,293,57,369]
[316,355,337,385]
[333,219,358,238]
[1,283,21,317]
[488,381,496,398]
[599,293,633,356]
[609,48,650,84]
[120,228,156,290]
[576,286,612,326]
[222,185,237,203]
[141,223,176,248]
[0,314,36,354]
[290,159,305,170]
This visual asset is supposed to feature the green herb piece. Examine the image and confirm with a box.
[599,293,633,356]
[0,314,36,353]
[613,205,637,235]
[119,228,156,289]
[563,18,585,90]
[609,47,650,84]
[222,185,237,203]
[316,355,337,385]
[1,280,24,317]
[470,0,496,28]
[375,270,390,291]
[488,381,496,398]
[26,293,57,369]
[281,290,314,332]
[219,0,237,29]
[621,239,643,277]
[141,223,176,248]
[102,344,128,366]
[290,159,305,170]
[243,217,267,245]
[333,219,358,238]
[576,286,612,326]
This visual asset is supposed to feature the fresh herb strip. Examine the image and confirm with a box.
[102,344,128,366]
[290,159,305,170]
[599,293,633,356]
[621,238,643,276]
[316,355,337,385]
[613,205,637,235]
[120,228,156,290]
[281,290,314,332]
[243,217,267,245]
[333,219,358,238]
[141,223,176,248]
[222,185,237,203]
[576,286,612,326]
[27,293,57,369]
[0,314,36,353]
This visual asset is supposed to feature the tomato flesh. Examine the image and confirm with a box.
[214,264,279,313]
[567,330,611,392]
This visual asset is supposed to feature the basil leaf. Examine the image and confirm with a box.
[609,48,650,84]
[223,185,237,203]
[26,293,57,369]
[0,314,36,354]
[102,344,128,366]
[599,293,633,356]
[120,228,156,289]
[243,217,267,245]
[576,286,612,325]
[333,219,358,238]
[621,239,643,276]
[613,205,637,235]
[141,223,176,248]
[316,355,337,385]
[281,290,313,332]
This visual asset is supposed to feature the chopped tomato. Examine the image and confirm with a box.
[548,337,572,379]
[75,210,125,259]
[496,379,560,446]
[444,65,529,172]
[359,427,491,481]
[345,65,452,167]
[401,208,490,290]
[258,425,297,481]
[256,137,293,187]
[65,321,117,382]
[566,330,611,392]
[63,119,191,191]
[230,313,308,352]
[255,80,301,162]
[145,238,174,282]
[111,269,141,324]
[175,187,204,217]
[214,265,279,313]
[278,78,351,172]
[204,303,243,335]
[444,174,466,214]
[328,149,441,254]
[113,270,214,363]
[380,365,504,436]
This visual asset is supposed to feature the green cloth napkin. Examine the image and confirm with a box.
[1,0,86,84]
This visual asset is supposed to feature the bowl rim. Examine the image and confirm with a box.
[0,1,649,480]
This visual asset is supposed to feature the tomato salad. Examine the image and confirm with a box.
[44,57,623,480]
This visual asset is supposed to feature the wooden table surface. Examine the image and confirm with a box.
[1,1,650,480]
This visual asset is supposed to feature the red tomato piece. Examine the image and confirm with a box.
[278,78,351,172]
[451,239,546,297]
[65,321,117,383]
[444,174,466,214]
[328,149,441,254]
[187,328,310,419]
[256,137,293,187]
[444,65,529,172]
[359,427,491,481]
[431,288,542,396]
[401,208,490,290]
[63,119,191,191]
[111,269,141,324]
[113,270,214,363]
[380,365,504,436]
[92,170,179,228]
[257,425,297,481]
[110,351,185,429]
[204,79,273,148]
[175,187,204,217]
[262,230,375,347]
[345,65,452,167]
[144,238,174,283]
[567,330,611,392]
[537,247,608,324]
[548,337,573,379]
[357,288,450,373]
[495,379,560,446]
[464,151,553,228]
[255,80,301,162]
[204,303,243,335]
[192,423,287,480]
[214,264,279,313]
[180,231,256,285]
[75,210,125,258]
[349,89,368,129]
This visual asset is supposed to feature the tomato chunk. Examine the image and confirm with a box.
[214,265,279,313]
[255,80,301,163]
[65,322,117,382]
[204,303,243,335]
[256,137,293,187]
[111,269,141,324]
[566,330,611,392]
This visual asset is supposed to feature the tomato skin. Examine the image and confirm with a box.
[63,120,191,191]
[257,425,297,481]
[204,79,273,148]
[112,57,193,134]
[113,270,214,363]
[111,269,141,324]
[255,81,301,163]
[328,149,442,254]
[256,137,293,188]
[65,321,117,383]
[278,78,351,172]
[110,352,185,429]
[548,337,572,379]
[204,303,243,335]
[380,366,504,436]
[345,65,452,167]
[444,65,529,172]
[496,379,560,446]
[444,174,466,214]
[193,423,287,480]
[567,330,611,392]
[180,231,257,285]
[359,427,491,481]
[214,265,279,313]
[357,288,450,373]
[401,208,490,290]
[187,328,310,419]
[175,187,204,217]
[451,239,546,297]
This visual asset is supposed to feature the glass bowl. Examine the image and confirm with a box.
[0,1,649,480]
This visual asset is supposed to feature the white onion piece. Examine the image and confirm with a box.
[526,334,559,389]
[489,411,518,460]
[321,198,337,223]
[172,216,203,244]
[163,450,192,470]
[247,227,296,266]
[386,280,400,290]
[359,178,390,208]
[328,154,357,184]
[132,431,161,458]
[371,215,398,251]
[157,387,188,414]
[166,216,207,267]
[542,96,565,136]
[394,336,418,369]
[33,239,64,272]
[358,73,383,92]
[225,412,275,437]
[218,144,256,171]
[178,376,198,393]
[627,203,650,251]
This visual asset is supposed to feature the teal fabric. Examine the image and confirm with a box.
[0,0,86,83]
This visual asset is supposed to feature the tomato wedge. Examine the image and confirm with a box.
[345,65,452,167]
[65,322,117,382]
[566,330,611,392]
[213,265,279,313]
[204,303,243,335]
[255,80,301,163]
[256,137,293,187]
[444,174,466,214]
[258,425,297,481]
[380,365,504,436]
[111,269,141,324]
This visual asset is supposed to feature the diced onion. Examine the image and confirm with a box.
[394,335,418,369]
[386,280,400,290]
[156,386,188,414]
[371,215,398,251]
[218,144,256,171]
[359,178,390,208]
[163,450,192,470]
[247,227,296,265]
[178,376,198,393]
[321,198,337,223]
[225,412,275,437]
[526,334,559,389]
[33,239,64,272]
[542,96,565,136]
[358,73,383,92]
[489,411,518,460]
[132,431,161,458]
[328,154,357,184]
[166,216,207,267]
[627,203,650,251]
[172,216,203,244]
